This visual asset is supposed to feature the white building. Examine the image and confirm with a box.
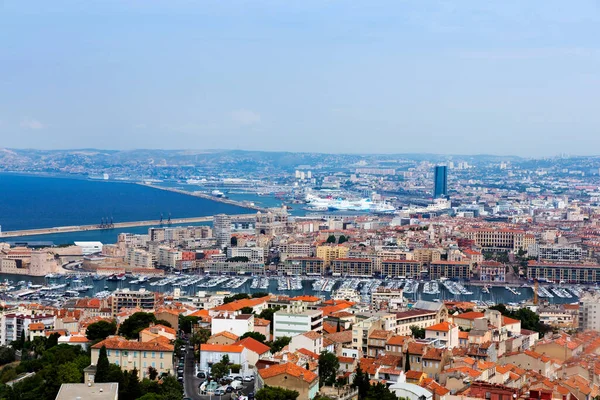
[289,331,323,354]
[211,313,255,337]
[75,241,103,255]
[227,246,265,263]
[579,293,600,331]
[424,322,459,349]
[273,310,323,340]
[214,214,232,249]
[199,344,248,373]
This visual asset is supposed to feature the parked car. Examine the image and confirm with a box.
[226,386,234,393]
[177,376,183,382]
[244,375,254,382]
[248,392,255,400]
[214,388,226,395]
[234,376,244,382]
[197,372,206,379]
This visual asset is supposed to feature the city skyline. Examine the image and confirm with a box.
[2,1,600,156]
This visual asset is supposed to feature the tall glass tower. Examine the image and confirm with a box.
[433,166,448,198]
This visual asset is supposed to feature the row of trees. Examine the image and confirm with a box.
[326,235,348,244]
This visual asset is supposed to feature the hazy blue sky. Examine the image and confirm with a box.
[1,1,599,156]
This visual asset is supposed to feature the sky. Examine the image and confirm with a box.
[1,1,599,156]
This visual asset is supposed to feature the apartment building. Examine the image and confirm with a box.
[537,245,584,263]
[91,336,174,378]
[273,310,323,340]
[579,292,600,331]
[125,248,154,269]
[429,261,470,280]
[227,246,265,263]
[0,312,55,346]
[214,214,232,248]
[316,245,348,267]
[282,257,324,275]
[381,260,421,278]
[111,289,156,317]
[332,258,373,277]
[463,229,535,252]
[527,261,600,283]
[211,313,255,337]
[371,288,406,311]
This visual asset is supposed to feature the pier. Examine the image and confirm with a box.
[0,213,256,238]
[138,183,268,211]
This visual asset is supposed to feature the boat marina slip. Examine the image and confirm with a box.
[0,273,587,308]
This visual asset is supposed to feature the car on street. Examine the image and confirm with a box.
[244,375,253,382]
[234,376,243,382]
[214,388,226,396]
[197,371,206,379]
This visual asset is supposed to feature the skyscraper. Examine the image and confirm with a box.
[213,214,232,248]
[433,166,448,198]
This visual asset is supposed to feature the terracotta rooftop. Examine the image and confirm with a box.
[92,336,174,352]
[425,321,455,332]
[212,296,270,312]
[302,331,322,341]
[210,331,239,341]
[235,337,270,355]
[453,311,485,320]
[200,344,244,353]
[258,362,318,383]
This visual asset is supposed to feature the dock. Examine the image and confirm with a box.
[138,183,268,211]
[0,213,257,238]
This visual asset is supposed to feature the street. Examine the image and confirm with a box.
[183,345,255,400]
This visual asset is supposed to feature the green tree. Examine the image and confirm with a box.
[256,386,299,400]
[126,367,141,400]
[338,235,347,244]
[365,382,397,400]
[231,236,238,247]
[155,320,172,328]
[85,320,117,341]
[258,306,281,328]
[240,306,254,314]
[210,355,230,380]
[0,346,16,365]
[352,366,370,400]
[147,366,158,380]
[95,345,110,383]
[223,293,250,304]
[404,350,410,372]
[252,292,270,298]
[269,336,291,353]
[326,235,337,244]
[57,361,82,384]
[179,315,200,334]
[318,351,340,387]
[159,375,184,400]
[118,312,157,339]
[46,332,60,349]
[190,328,211,347]
[240,332,267,343]
[409,325,425,339]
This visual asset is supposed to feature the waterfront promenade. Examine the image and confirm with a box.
[0,213,256,238]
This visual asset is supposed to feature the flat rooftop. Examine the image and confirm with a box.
[56,383,119,400]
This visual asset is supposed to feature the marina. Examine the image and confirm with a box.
[0,273,594,308]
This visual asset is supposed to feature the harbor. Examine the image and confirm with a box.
[0,273,590,308]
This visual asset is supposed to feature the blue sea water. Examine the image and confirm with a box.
[0,173,249,243]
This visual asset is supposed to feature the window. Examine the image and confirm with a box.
[115,350,119,356]
[160,352,163,359]
[152,362,155,367]
[144,352,147,358]
[133,351,137,357]
[152,352,156,358]
[107,350,111,356]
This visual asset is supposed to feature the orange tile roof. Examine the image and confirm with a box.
[212,296,270,312]
[370,329,391,339]
[303,331,322,341]
[387,335,409,346]
[92,336,174,352]
[29,322,45,331]
[69,335,91,343]
[459,331,469,339]
[406,370,425,380]
[235,337,270,355]
[338,356,355,364]
[291,295,321,302]
[211,331,239,341]
[426,321,455,332]
[297,348,320,360]
[258,362,318,383]
[454,311,485,320]
[502,316,521,326]
[200,344,244,353]
[254,317,270,327]
[142,324,176,335]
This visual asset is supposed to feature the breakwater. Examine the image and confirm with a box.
[0,214,256,238]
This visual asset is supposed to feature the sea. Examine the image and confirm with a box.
[0,173,250,244]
